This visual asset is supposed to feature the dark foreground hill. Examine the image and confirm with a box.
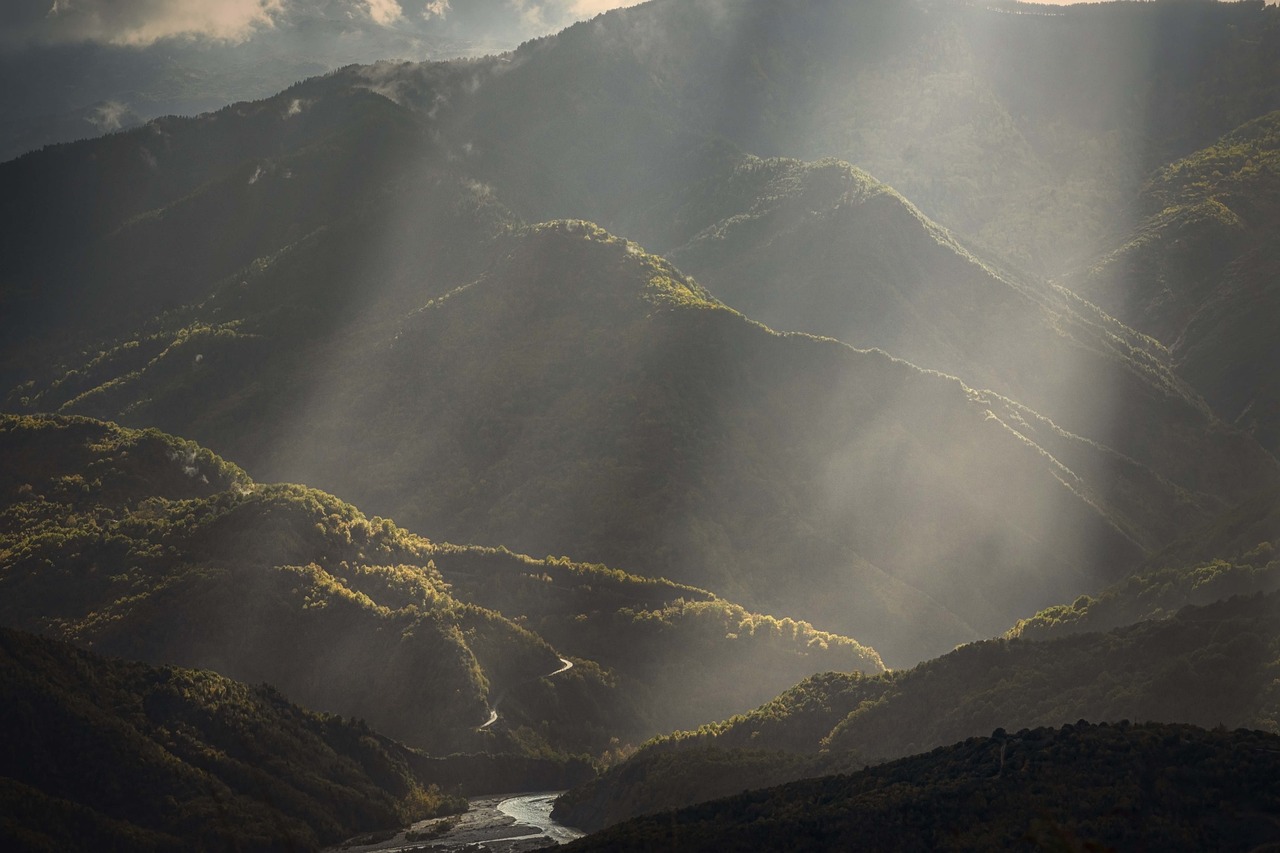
[0,413,881,756]
[0,625,465,853]
[556,591,1280,830]
[560,722,1280,853]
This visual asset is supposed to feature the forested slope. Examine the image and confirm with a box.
[561,723,1280,852]
[0,413,881,755]
[0,626,465,853]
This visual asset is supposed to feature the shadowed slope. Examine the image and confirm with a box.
[557,591,1280,832]
[0,626,467,852]
[560,722,1280,852]
[1068,111,1280,455]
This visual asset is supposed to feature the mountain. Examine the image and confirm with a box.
[8,202,1243,664]
[0,625,465,852]
[0,413,881,754]
[559,722,1280,852]
[1066,110,1280,455]
[4,1,1280,845]
[1,0,1277,688]
[0,0,598,163]
[557,590,1280,830]
[4,97,1275,663]
[648,152,1265,513]
[453,0,1280,275]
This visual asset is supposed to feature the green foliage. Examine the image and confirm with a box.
[4,1,1280,674]
[1011,482,1280,642]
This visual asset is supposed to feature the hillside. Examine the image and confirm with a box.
[0,625,465,853]
[0,413,881,754]
[657,152,1260,509]
[557,591,1280,830]
[1011,484,1280,642]
[0,68,506,382]
[0,414,561,755]
[7,209,1274,665]
[454,0,1280,274]
[560,722,1280,852]
[1067,110,1280,454]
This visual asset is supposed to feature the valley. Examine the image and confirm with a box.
[2,0,1279,849]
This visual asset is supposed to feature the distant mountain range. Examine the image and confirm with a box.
[0,0,604,163]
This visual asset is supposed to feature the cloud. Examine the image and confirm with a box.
[29,0,284,46]
[422,0,448,19]
[364,0,403,25]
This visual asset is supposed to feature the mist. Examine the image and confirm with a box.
[2,0,1280,845]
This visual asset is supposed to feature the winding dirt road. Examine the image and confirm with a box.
[478,657,574,730]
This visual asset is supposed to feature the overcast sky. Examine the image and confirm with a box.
[5,0,1268,49]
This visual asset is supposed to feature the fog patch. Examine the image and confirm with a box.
[86,100,129,132]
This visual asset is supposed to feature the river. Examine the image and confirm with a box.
[327,791,584,852]
[496,792,583,845]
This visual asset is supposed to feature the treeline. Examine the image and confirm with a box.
[0,414,571,755]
